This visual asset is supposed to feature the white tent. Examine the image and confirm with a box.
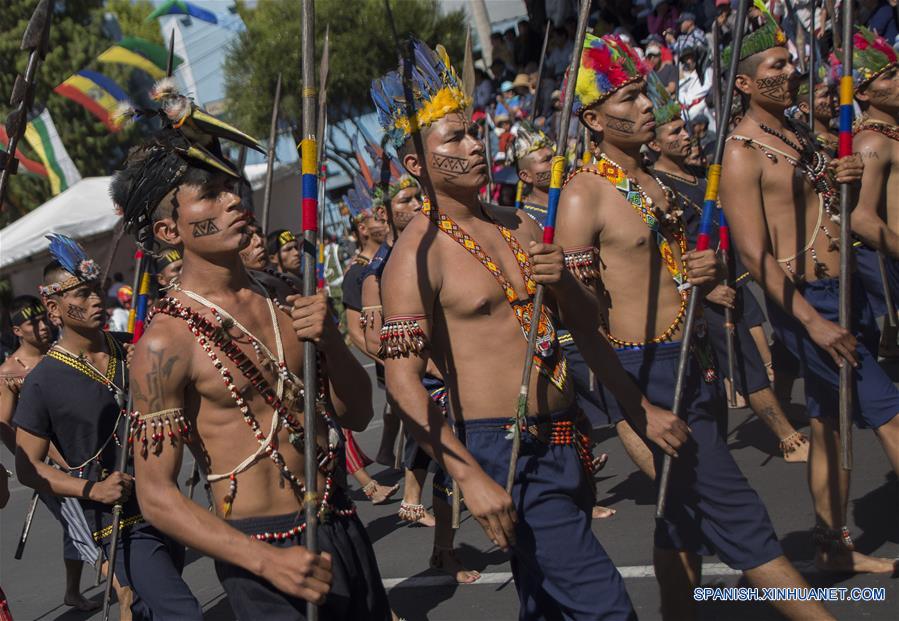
[1,176,118,271]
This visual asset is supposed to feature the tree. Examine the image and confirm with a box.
[224,0,467,143]
[0,0,161,224]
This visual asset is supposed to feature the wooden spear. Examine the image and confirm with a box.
[656,0,751,518]
[506,0,591,493]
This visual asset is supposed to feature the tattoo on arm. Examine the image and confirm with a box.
[190,218,220,238]
[144,346,178,412]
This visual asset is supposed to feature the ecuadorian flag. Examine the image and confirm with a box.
[53,70,128,132]
[98,37,182,80]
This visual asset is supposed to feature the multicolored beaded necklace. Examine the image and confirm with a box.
[47,332,127,476]
[564,155,689,349]
[148,294,350,527]
[421,198,567,392]
[853,117,899,142]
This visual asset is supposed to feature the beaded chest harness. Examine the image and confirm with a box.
[47,333,128,477]
[728,122,840,280]
[563,156,689,349]
[147,292,350,526]
[421,198,567,393]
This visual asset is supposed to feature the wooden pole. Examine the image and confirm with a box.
[656,0,751,518]
[300,2,321,618]
[506,0,591,493]
[261,74,282,233]
[836,0,854,470]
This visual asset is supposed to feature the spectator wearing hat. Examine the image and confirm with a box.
[667,11,708,56]
[714,0,737,47]
[107,285,133,332]
[677,48,716,132]
[645,41,678,94]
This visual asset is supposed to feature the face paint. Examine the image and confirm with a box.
[534,170,552,185]
[190,217,221,238]
[755,74,791,103]
[431,153,472,178]
[605,114,636,135]
[66,305,87,321]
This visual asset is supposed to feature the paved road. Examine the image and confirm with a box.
[1,355,897,620]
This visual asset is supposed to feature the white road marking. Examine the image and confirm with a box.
[382,563,741,589]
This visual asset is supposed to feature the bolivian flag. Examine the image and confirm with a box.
[98,37,182,80]
[53,70,128,132]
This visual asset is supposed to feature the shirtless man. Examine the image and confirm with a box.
[556,33,835,620]
[360,169,480,582]
[267,229,303,283]
[154,246,183,291]
[719,16,899,575]
[112,128,391,619]
[795,68,838,154]
[15,236,200,619]
[850,28,899,357]
[375,38,691,620]
[0,296,105,613]
[646,72,809,462]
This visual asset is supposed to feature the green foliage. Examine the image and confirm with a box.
[106,0,164,45]
[0,0,162,225]
[224,0,467,141]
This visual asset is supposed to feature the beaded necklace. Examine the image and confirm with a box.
[421,198,567,392]
[149,295,344,522]
[47,332,127,476]
[563,156,689,348]
[854,117,899,142]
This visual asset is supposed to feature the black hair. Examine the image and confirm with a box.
[9,295,45,326]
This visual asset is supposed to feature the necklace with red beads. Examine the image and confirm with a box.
[148,295,346,523]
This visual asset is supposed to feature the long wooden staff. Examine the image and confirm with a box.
[506,0,591,493]
[0,0,53,210]
[808,1,816,123]
[102,250,152,621]
[299,2,321,618]
[514,23,552,211]
[837,1,854,470]
[708,17,738,408]
[260,73,282,233]
[656,0,751,518]
[14,490,40,560]
[316,28,330,292]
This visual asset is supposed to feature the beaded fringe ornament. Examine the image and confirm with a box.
[130,408,191,456]
[564,247,600,286]
[379,317,428,359]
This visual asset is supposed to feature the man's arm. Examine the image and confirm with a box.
[288,292,373,432]
[130,324,331,603]
[360,275,384,359]
[549,183,689,454]
[381,233,518,551]
[851,134,899,258]
[0,380,18,454]
[719,142,858,367]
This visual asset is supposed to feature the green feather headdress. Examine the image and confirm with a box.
[722,0,788,69]
[647,71,682,126]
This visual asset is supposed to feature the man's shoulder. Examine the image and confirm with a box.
[854,126,893,155]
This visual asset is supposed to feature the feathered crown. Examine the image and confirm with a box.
[111,79,264,246]
[371,38,472,149]
[722,0,788,69]
[507,121,554,166]
[646,71,682,126]
[38,234,101,296]
[571,34,650,115]
[797,62,832,98]
[345,176,376,223]
[829,27,899,90]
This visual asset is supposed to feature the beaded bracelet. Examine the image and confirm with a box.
[378,315,429,359]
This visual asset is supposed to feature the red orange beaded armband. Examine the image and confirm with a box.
[378,315,429,359]
[563,246,599,286]
[130,408,191,456]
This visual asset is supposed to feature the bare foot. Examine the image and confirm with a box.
[364,481,400,505]
[779,431,809,463]
[592,505,617,519]
[430,547,481,584]
[398,502,436,527]
[816,548,898,574]
[63,594,100,612]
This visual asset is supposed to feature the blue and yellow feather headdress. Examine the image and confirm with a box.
[38,234,101,296]
[371,38,472,149]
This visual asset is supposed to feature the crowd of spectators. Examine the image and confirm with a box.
[471,0,899,203]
